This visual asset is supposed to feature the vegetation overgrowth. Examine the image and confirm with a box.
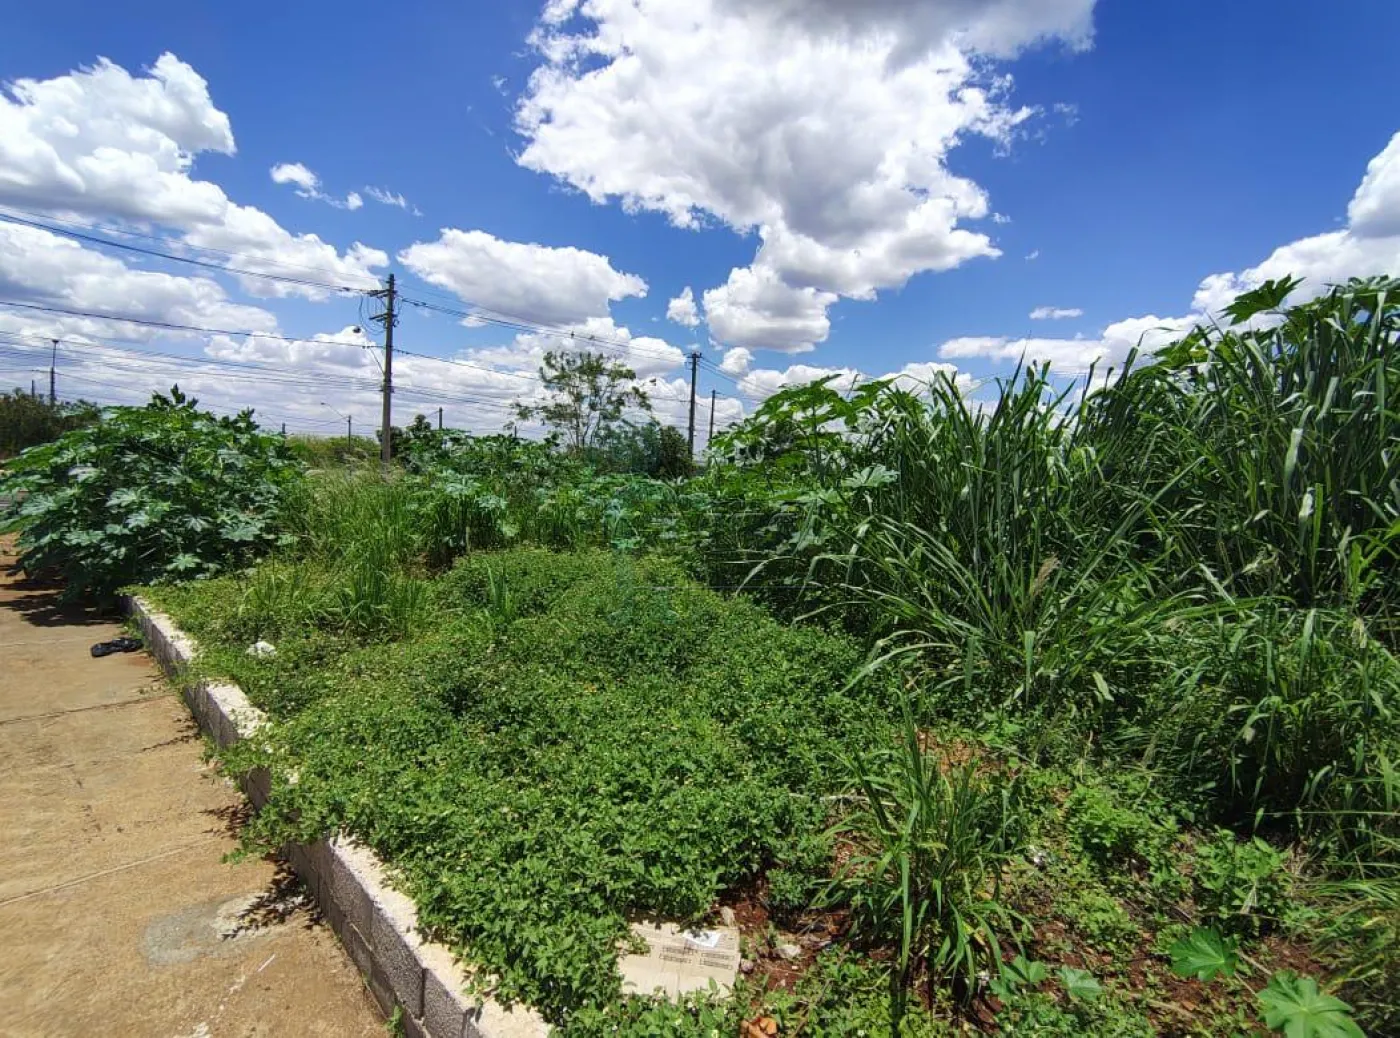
[5,278,1398,1034]
[0,389,99,458]
[0,387,300,600]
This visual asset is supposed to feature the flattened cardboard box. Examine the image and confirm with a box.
[618,922,741,1001]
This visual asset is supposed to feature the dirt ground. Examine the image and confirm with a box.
[0,537,383,1038]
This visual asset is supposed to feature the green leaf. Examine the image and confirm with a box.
[1169,926,1239,981]
[990,954,1049,998]
[1223,276,1302,324]
[1257,972,1362,1038]
[1057,966,1103,1003]
[1007,955,1049,987]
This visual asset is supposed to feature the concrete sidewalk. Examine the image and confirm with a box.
[0,538,382,1037]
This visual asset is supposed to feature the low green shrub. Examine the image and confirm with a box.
[173,548,888,1028]
[1192,830,1291,936]
[0,388,301,600]
[1063,784,1171,870]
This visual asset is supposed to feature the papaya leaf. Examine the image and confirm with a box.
[1257,972,1363,1038]
[1169,926,1239,982]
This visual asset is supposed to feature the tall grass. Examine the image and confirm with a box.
[250,470,427,637]
[1131,277,1400,613]
[832,701,1023,1025]
[757,279,1399,840]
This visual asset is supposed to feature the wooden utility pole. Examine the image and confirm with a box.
[347,415,353,446]
[708,389,716,445]
[438,406,443,431]
[686,350,700,456]
[49,339,58,405]
[370,273,397,465]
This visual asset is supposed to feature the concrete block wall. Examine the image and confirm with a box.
[130,598,550,1038]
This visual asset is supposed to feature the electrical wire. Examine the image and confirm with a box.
[0,205,748,405]
[0,336,524,418]
[0,299,379,350]
[0,300,692,402]
[0,204,383,291]
[401,295,697,383]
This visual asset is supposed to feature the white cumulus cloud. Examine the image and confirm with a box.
[666,286,700,327]
[0,221,278,343]
[734,357,973,402]
[942,130,1400,376]
[703,267,836,353]
[270,162,319,193]
[270,162,363,211]
[0,54,384,299]
[516,0,1096,352]
[719,346,754,376]
[399,228,649,328]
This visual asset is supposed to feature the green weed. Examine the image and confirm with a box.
[831,704,1024,1025]
[1192,830,1291,936]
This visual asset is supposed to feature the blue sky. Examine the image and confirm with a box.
[0,1,1397,437]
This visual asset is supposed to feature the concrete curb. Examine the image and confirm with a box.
[129,596,550,1038]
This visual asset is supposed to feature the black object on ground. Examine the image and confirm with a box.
[90,636,143,658]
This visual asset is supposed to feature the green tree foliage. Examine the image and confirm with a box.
[591,419,694,478]
[0,387,302,601]
[514,350,651,453]
[655,423,693,479]
[0,389,98,457]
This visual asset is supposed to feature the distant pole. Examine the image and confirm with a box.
[686,350,700,456]
[347,415,353,447]
[49,339,58,405]
[280,422,286,437]
[708,389,716,445]
[370,273,398,466]
[31,378,36,398]
[438,406,443,431]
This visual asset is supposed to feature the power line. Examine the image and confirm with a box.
[0,204,749,404]
[0,204,383,291]
[0,211,370,294]
[0,299,678,400]
[0,206,700,398]
[698,355,743,388]
[0,334,527,417]
[0,298,377,350]
[0,299,708,421]
[401,295,693,372]
[0,334,386,394]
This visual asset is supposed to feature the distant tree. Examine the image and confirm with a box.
[0,391,100,458]
[591,419,693,477]
[655,424,693,479]
[514,350,650,453]
[592,419,660,474]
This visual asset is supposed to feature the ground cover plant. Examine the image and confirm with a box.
[153,548,921,1031]
[9,278,1396,1033]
